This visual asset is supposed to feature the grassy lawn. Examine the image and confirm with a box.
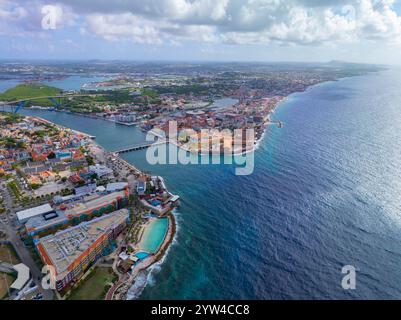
[0,84,62,105]
[0,244,20,264]
[67,267,117,300]
[0,272,15,300]
[141,88,159,98]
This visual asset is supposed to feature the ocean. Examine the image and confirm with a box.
[8,68,401,299]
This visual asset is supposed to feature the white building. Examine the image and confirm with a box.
[11,264,30,291]
[106,182,128,193]
[16,204,53,224]
[89,164,113,178]
[116,113,136,123]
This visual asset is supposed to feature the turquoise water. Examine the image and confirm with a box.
[6,68,401,299]
[135,251,150,260]
[139,218,169,254]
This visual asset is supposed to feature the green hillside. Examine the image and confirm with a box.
[0,84,62,105]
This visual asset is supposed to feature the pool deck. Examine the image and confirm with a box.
[106,212,176,300]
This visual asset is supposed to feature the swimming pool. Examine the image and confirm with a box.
[139,218,169,254]
[135,251,150,260]
[150,200,161,206]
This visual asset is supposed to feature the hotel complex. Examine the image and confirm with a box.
[13,182,131,292]
[17,185,129,238]
[35,209,129,292]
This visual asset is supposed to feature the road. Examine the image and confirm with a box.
[0,221,54,300]
[0,181,54,300]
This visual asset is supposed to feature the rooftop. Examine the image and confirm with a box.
[36,208,129,279]
[25,210,67,231]
[106,182,128,192]
[16,204,53,222]
[63,190,126,216]
[11,263,30,291]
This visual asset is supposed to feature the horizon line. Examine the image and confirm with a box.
[0,58,389,66]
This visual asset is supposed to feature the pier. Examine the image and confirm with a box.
[270,120,283,128]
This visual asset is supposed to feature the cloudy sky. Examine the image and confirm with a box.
[1,0,401,64]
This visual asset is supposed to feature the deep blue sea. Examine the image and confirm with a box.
[9,68,401,299]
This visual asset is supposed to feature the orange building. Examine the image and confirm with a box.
[26,189,129,238]
[35,208,129,292]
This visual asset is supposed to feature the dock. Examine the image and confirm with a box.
[270,120,283,128]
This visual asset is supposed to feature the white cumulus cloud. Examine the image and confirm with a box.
[1,0,401,46]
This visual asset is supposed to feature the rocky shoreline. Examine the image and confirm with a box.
[107,212,176,300]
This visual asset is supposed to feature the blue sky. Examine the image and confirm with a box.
[1,0,401,64]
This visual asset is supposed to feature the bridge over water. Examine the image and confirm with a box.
[0,93,105,114]
[114,141,166,154]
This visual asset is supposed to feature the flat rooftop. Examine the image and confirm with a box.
[36,209,129,279]
[63,190,126,216]
[17,204,53,222]
[26,191,127,232]
[26,210,67,231]
[11,263,30,290]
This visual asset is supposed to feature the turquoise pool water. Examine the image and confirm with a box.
[135,251,150,260]
[139,218,169,254]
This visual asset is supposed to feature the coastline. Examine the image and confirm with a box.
[107,212,176,300]
[1,69,384,300]
[85,131,178,301]
[56,109,140,126]
[2,71,379,159]
[146,96,287,157]
[139,70,385,158]
[86,131,178,301]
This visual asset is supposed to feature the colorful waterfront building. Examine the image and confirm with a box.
[25,187,129,238]
[35,209,130,292]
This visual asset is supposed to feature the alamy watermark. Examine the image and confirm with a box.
[41,265,56,290]
[41,5,59,30]
[341,265,356,290]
